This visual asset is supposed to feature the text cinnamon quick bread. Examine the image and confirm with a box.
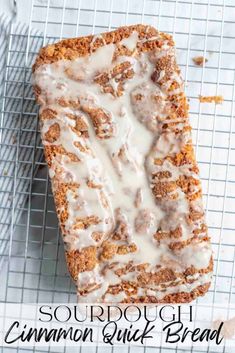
[33,24,213,303]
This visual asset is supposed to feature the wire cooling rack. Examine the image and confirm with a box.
[0,0,235,352]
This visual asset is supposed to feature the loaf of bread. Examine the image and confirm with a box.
[33,24,213,303]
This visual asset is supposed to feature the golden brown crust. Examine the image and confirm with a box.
[66,247,97,281]
[33,24,174,71]
[122,283,211,303]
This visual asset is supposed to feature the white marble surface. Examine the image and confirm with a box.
[0,0,14,17]
[0,0,32,24]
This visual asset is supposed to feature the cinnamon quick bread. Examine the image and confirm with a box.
[33,24,213,303]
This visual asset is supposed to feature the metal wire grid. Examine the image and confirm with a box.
[0,0,235,352]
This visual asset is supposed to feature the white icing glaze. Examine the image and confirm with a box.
[179,241,212,269]
[34,29,212,303]
[120,31,139,51]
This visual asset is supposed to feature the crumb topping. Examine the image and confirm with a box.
[33,24,213,304]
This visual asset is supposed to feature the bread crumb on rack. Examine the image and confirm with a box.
[192,56,208,66]
[199,95,223,104]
